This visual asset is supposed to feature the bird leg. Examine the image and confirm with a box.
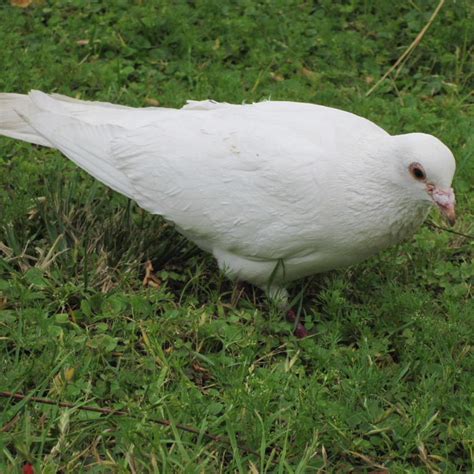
[286,309,309,338]
[266,286,309,338]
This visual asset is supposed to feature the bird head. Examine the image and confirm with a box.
[393,133,456,225]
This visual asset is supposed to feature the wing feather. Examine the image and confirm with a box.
[110,113,327,258]
[22,92,135,198]
[4,92,390,261]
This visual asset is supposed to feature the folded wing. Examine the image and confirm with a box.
[0,92,388,259]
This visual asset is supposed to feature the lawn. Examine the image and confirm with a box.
[0,0,473,472]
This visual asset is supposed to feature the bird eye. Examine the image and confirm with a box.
[409,163,426,181]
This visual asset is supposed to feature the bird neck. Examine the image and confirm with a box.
[338,137,432,247]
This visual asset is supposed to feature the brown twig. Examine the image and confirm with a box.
[0,391,261,459]
[0,413,21,432]
[425,221,474,240]
[366,0,446,96]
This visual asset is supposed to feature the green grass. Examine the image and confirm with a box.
[0,0,473,471]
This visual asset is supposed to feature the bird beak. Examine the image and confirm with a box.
[428,185,456,226]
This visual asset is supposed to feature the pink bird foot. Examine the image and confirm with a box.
[286,309,309,338]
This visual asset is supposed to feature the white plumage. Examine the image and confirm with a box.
[0,91,456,298]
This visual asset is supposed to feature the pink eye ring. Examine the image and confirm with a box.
[409,162,426,181]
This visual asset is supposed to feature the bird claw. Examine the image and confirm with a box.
[286,309,309,338]
[294,323,309,338]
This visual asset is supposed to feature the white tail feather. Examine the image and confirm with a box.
[0,93,52,147]
[0,91,136,200]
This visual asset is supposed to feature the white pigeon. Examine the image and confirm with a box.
[0,91,456,302]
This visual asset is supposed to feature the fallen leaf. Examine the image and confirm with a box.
[192,361,208,374]
[145,97,160,107]
[143,260,161,288]
[270,72,284,82]
[11,0,33,7]
[300,67,319,82]
[65,367,75,382]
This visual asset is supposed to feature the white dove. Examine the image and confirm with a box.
[0,91,456,321]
